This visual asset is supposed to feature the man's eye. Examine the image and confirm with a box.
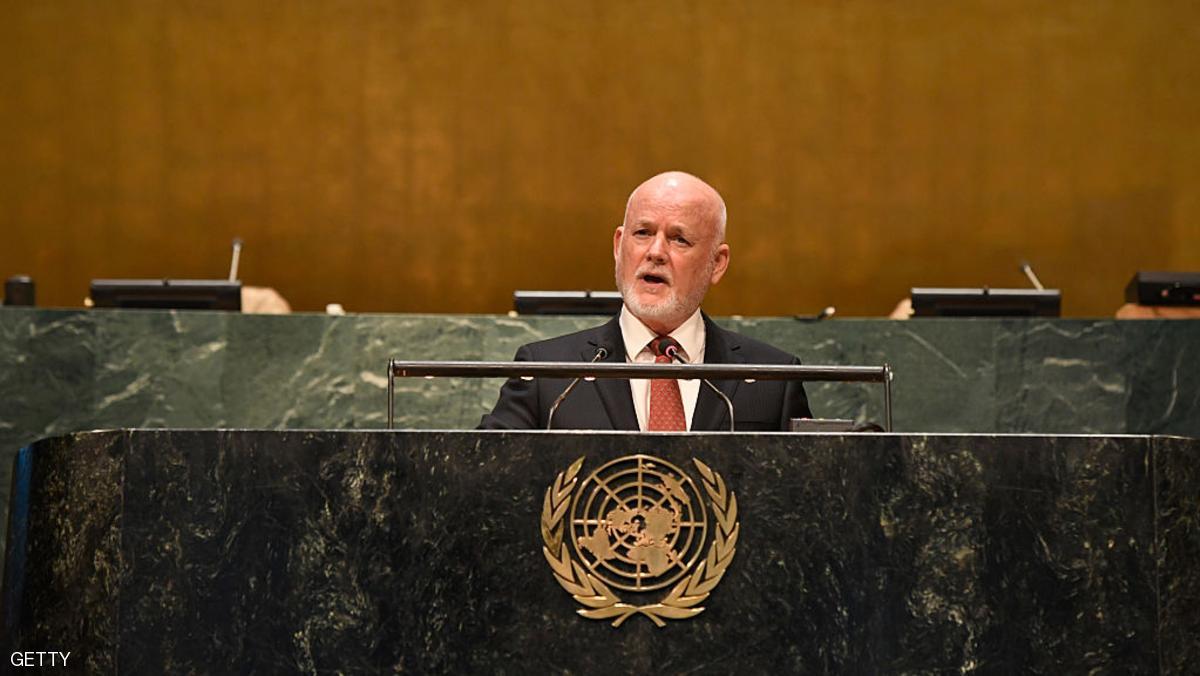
[674,236,691,246]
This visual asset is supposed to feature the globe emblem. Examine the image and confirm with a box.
[570,454,709,592]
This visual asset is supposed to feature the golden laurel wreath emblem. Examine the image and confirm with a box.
[540,454,739,627]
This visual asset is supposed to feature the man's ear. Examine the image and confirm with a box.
[710,243,730,285]
[613,225,624,261]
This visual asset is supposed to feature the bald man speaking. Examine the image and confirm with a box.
[479,171,813,431]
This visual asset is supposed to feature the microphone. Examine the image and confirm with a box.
[546,345,609,430]
[657,337,736,432]
[228,237,243,282]
[1019,260,1045,291]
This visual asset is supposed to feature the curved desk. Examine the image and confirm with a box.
[2,430,1197,673]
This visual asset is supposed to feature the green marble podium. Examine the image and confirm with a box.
[3,430,1198,673]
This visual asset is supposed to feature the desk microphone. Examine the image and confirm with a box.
[229,238,243,282]
[1019,260,1045,291]
[546,345,609,430]
[658,337,736,432]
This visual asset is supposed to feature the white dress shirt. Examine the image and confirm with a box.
[619,305,706,431]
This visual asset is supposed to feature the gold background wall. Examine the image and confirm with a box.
[2,1,1198,316]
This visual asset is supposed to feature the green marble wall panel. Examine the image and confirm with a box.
[1,307,1197,567]
[93,310,231,428]
[4,308,1198,440]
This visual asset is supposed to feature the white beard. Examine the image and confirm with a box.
[615,256,712,328]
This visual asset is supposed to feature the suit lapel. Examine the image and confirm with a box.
[691,314,743,431]
[585,317,639,431]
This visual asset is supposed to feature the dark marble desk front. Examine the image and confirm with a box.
[2,430,1197,674]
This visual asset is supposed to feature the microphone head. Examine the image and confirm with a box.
[595,346,609,359]
[657,336,683,360]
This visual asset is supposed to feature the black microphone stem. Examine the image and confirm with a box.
[546,347,608,430]
[666,348,735,433]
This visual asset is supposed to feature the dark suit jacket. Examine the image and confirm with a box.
[478,313,813,431]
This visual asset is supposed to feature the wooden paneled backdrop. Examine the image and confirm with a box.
[2,1,1198,316]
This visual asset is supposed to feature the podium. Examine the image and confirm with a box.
[3,429,1198,673]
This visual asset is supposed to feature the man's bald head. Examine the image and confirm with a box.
[622,171,727,247]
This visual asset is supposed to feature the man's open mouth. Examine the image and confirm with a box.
[639,273,669,285]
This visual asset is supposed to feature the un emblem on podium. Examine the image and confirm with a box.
[540,454,739,627]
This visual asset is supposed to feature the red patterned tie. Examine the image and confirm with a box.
[647,337,687,431]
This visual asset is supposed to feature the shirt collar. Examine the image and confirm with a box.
[619,305,706,363]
